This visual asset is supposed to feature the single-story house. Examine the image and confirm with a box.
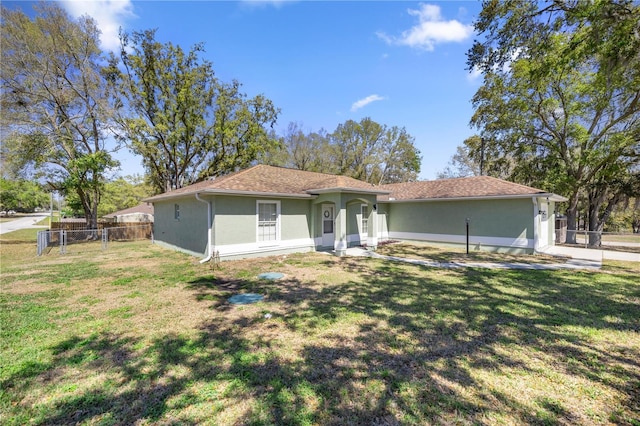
[103,203,154,223]
[145,165,566,261]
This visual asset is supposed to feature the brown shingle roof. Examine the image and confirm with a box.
[379,176,550,201]
[145,165,383,201]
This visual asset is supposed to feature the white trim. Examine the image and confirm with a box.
[532,198,540,251]
[347,233,362,244]
[217,238,315,258]
[360,204,369,237]
[388,231,533,249]
[256,200,281,244]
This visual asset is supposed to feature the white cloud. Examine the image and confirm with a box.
[351,94,385,112]
[467,65,482,82]
[378,3,473,51]
[61,0,136,52]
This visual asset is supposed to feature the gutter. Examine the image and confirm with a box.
[145,189,318,203]
[378,192,568,203]
[195,192,213,264]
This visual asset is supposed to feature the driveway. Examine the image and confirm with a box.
[0,213,50,235]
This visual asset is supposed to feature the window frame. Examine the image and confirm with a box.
[256,200,281,245]
[360,204,369,235]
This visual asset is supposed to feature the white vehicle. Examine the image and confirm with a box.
[0,211,6,217]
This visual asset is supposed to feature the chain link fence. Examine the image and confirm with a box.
[37,224,153,256]
[557,230,640,252]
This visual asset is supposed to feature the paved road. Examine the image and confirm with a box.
[0,213,50,235]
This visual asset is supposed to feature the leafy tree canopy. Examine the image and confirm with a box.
[0,178,50,212]
[467,0,640,243]
[110,29,281,194]
[1,3,119,228]
[269,118,421,184]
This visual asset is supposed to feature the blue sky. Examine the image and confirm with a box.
[10,1,484,180]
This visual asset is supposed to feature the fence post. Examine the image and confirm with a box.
[584,230,588,248]
[37,231,43,256]
[102,228,108,250]
[59,230,64,254]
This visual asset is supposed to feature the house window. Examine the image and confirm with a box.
[257,200,280,242]
[361,204,369,234]
[174,204,180,220]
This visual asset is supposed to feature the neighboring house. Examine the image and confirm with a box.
[145,165,566,261]
[103,203,154,223]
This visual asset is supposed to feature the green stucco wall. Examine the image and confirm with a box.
[377,203,390,236]
[214,196,256,245]
[153,196,208,256]
[386,198,534,240]
[282,199,312,241]
[213,196,312,246]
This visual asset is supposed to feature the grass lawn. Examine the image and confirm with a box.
[0,228,40,243]
[1,242,639,425]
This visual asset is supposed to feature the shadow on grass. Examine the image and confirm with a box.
[4,254,640,425]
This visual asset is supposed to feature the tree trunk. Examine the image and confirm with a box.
[565,193,579,244]
[587,204,603,248]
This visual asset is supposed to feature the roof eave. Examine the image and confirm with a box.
[379,193,567,203]
[307,187,390,195]
[144,188,318,202]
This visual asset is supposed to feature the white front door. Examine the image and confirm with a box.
[321,204,335,247]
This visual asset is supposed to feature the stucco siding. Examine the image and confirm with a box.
[213,196,312,246]
[281,199,312,241]
[153,197,208,256]
[387,198,533,240]
[214,196,256,246]
[377,203,390,240]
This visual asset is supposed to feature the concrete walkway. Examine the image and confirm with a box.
[539,245,640,263]
[345,247,603,270]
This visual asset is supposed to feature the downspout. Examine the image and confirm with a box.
[532,197,539,252]
[195,192,213,263]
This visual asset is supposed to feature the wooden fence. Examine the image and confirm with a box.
[49,222,153,239]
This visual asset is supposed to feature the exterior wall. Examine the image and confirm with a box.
[385,198,535,253]
[213,195,314,259]
[377,203,390,241]
[153,197,208,256]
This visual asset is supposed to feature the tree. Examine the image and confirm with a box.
[1,4,119,229]
[98,175,154,217]
[259,118,421,184]
[112,30,280,194]
[438,135,483,179]
[438,135,515,179]
[276,122,333,172]
[468,0,640,245]
[329,118,421,184]
[0,178,50,212]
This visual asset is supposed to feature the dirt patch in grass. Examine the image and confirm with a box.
[2,243,639,425]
